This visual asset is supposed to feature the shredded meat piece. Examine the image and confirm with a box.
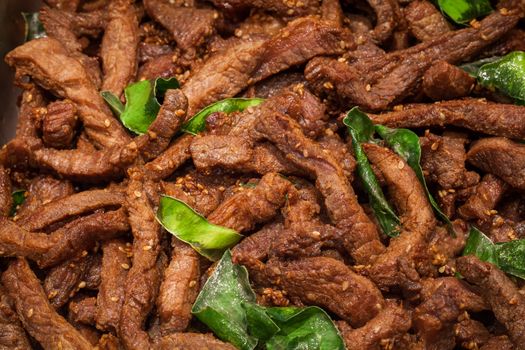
[144,134,193,181]
[183,17,350,115]
[96,239,131,332]
[5,37,131,149]
[39,6,103,88]
[414,277,487,348]
[158,332,236,349]
[68,296,96,326]
[101,0,140,97]
[157,238,200,335]
[136,89,187,161]
[371,99,525,139]
[305,7,522,111]
[207,172,292,232]
[364,143,436,291]
[2,258,92,350]
[468,137,525,190]
[16,189,124,232]
[458,174,509,221]
[404,0,451,42]
[0,167,12,217]
[263,256,384,327]
[0,284,32,349]
[256,112,384,264]
[44,254,95,308]
[457,255,525,347]
[338,300,412,350]
[145,0,218,52]
[420,132,479,190]
[41,100,78,149]
[422,61,475,100]
[119,169,162,350]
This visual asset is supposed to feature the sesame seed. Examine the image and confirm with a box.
[27,308,34,318]
[104,119,111,127]
[341,281,349,291]
[78,281,86,289]
[134,190,142,198]
[189,280,197,287]
[121,263,130,270]
[365,84,371,92]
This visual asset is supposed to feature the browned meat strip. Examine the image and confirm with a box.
[366,0,400,44]
[160,171,231,217]
[138,53,179,81]
[0,207,127,269]
[44,0,80,11]
[482,28,525,58]
[0,216,51,260]
[268,183,343,260]
[144,134,193,181]
[247,72,304,99]
[6,136,138,183]
[44,255,94,308]
[422,61,475,100]
[183,17,349,115]
[191,136,271,172]
[5,37,130,149]
[96,239,130,332]
[207,172,292,232]
[481,336,515,350]
[101,0,139,97]
[457,255,525,347]
[42,100,78,149]
[84,254,102,290]
[371,99,525,139]
[2,258,92,350]
[234,12,286,37]
[321,0,344,25]
[458,174,508,221]
[317,132,356,180]
[420,132,479,190]
[38,208,130,268]
[414,277,487,349]
[144,0,218,52]
[119,169,162,350]
[231,222,283,275]
[364,143,436,291]
[454,318,491,350]
[255,112,384,264]
[69,296,96,326]
[404,0,451,42]
[210,0,320,17]
[264,256,384,327]
[157,239,199,335]
[138,42,173,63]
[427,222,468,269]
[467,137,525,189]
[16,86,46,138]
[305,7,521,111]
[0,284,32,349]
[0,167,12,217]
[39,6,103,88]
[339,300,411,350]
[158,332,236,350]
[135,89,187,161]
[17,189,124,232]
